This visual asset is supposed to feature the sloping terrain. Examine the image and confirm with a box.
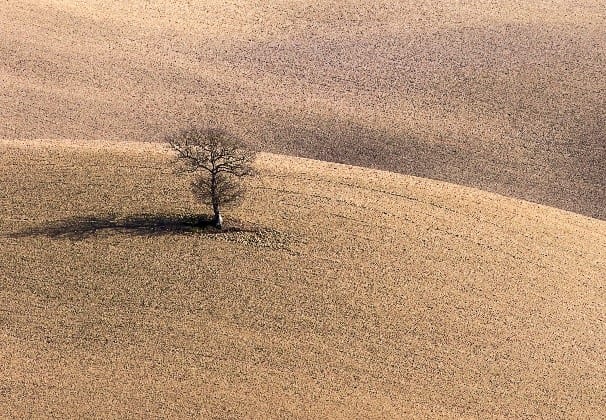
[1,139,604,418]
[1,0,605,219]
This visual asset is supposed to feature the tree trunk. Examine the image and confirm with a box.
[210,171,222,229]
[212,203,223,229]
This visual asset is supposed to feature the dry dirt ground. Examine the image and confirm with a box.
[1,1,605,219]
[1,139,604,418]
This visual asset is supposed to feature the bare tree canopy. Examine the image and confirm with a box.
[191,172,244,208]
[167,127,256,228]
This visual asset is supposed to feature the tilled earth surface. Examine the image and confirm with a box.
[1,1,604,219]
[1,140,605,418]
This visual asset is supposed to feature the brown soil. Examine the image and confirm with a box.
[1,139,604,418]
[1,1,604,219]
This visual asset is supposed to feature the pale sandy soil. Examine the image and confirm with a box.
[1,1,604,219]
[1,140,604,418]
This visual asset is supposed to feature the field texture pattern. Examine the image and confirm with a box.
[1,1,605,219]
[1,140,605,418]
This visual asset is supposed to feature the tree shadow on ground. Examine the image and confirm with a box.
[10,213,252,240]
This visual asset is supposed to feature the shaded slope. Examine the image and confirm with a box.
[1,139,605,418]
[1,1,605,219]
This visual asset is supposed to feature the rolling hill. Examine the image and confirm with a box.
[1,139,604,418]
[1,0,605,219]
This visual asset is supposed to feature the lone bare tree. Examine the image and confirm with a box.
[167,127,256,229]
